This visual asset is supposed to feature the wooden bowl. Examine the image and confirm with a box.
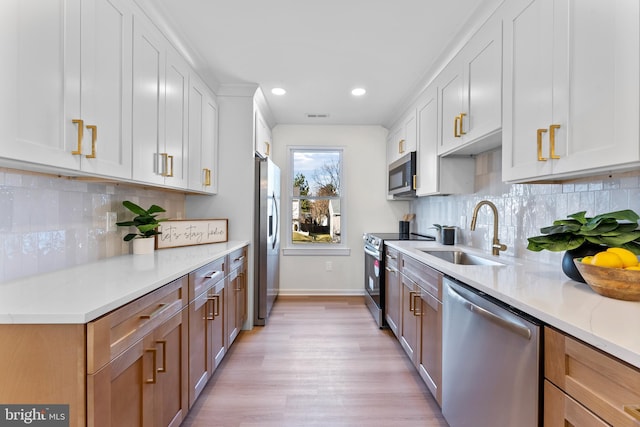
[573,259,640,301]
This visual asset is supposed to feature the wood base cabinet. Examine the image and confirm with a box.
[402,255,443,405]
[188,258,226,407]
[226,247,247,348]
[384,246,401,338]
[544,327,640,426]
[87,276,189,427]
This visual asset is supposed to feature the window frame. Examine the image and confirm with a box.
[283,146,349,256]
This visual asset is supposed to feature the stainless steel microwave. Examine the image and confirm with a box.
[388,151,416,198]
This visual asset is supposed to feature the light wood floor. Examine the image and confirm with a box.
[181,296,448,427]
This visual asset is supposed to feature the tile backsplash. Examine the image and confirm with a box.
[411,149,640,266]
[0,169,186,283]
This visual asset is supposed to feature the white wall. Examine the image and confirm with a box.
[185,93,256,325]
[271,125,409,295]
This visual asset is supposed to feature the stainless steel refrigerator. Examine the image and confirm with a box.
[254,156,281,325]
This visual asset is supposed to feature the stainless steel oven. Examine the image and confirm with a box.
[363,232,435,328]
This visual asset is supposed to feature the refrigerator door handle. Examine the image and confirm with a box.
[272,191,279,250]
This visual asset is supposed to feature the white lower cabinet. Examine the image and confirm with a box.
[503,0,640,182]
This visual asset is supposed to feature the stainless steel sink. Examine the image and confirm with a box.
[419,249,505,266]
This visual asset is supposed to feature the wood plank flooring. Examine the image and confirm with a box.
[181,296,448,427]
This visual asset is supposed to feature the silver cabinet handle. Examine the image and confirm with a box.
[447,284,531,340]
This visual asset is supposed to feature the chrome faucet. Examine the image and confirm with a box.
[470,200,507,256]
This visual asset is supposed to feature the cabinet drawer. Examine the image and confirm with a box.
[401,255,442,300]
[544,380,608,427]
[228,247,247,272]
[545,327,640,426]
[385,246,400,270]
[87,276,188,374]
[189,257,225,301]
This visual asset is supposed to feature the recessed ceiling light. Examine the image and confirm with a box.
[271,87,286,96]
[351,88,366,96]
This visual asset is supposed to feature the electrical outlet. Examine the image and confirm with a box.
[325,261,333,271]
[106,212,118,232]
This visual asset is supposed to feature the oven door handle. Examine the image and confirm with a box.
[364,246,381,260]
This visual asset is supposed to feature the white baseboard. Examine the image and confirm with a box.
[278,289,365,296]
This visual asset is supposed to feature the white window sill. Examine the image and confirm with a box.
[282,247,351,256]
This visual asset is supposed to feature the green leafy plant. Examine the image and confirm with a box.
[527,209,640,254]
[116,201,167,241]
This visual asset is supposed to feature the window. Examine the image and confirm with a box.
[287,148,345,251]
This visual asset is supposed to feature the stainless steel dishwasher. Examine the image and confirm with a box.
[442,277,541,427]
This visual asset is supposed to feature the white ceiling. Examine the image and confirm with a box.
[137,0,498,127]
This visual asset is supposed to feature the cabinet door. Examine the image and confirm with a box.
[387,126,404,165]
[209,280,226,369]
[79,0,132,178]
[384,264,400,338]
[225,271,238,348]
[88,336,155,427]
[437,56,465,155]
[462,14,502,145]
[552,0,640,176]
[163,47,189,189]
[399,274,420,365]
[132,13,165,185]
[201,93,218,194]
[502,0,554,181]
[153,309,188,427]
[418,289,442,406]
[0,0,81,170]
[188,292,211,408]
[416,86,439,196]
[255,109,272,158]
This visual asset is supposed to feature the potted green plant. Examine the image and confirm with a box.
[527,209,640,281]
[116,201,167,254]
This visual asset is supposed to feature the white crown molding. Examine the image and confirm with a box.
[216,83,259,98]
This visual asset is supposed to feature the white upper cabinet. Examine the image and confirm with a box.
[132,13,166,185]
[0,0,133,178]
[0,0,80,170]
[416,85,474,197]
[255,109,272,159]
[502,0,640,182]
[437,12,502,156]
[188,74,218,194]
[163,46,190,189]
[132,12,192,189]
[387,110,417,165]
[80,0,133,178]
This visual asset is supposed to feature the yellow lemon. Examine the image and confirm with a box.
[591,251,624,268]
[581,256,594,264]
[606,247,639,268]
[625,266,640,271]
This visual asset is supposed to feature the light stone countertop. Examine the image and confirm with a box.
[386,240,640,369]
[0,241,249,324]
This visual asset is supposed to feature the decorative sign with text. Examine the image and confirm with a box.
[156,219,228,249]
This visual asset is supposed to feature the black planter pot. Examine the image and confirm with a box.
[562,243,604,282]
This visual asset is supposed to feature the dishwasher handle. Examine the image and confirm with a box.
[447,284,532,340]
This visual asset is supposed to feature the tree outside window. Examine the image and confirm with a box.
[291,149,342,244]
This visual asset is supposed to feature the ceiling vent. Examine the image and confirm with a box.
[305,113,330,119]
